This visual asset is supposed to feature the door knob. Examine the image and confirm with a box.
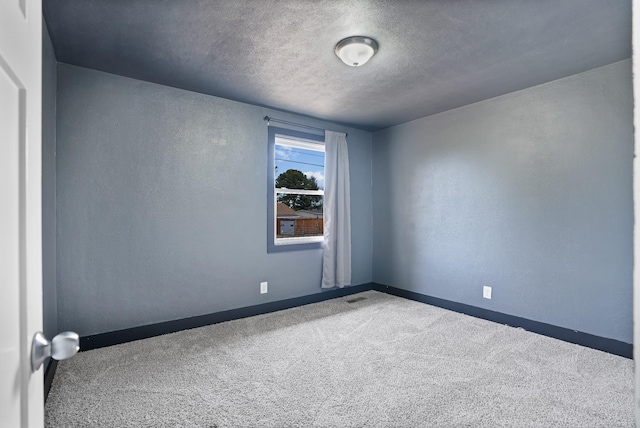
[31,331,79,372]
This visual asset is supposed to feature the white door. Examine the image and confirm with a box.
[0,0,45,426]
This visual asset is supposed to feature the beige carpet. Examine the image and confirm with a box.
[45,290,633,427]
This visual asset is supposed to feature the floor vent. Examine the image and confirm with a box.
[345,296,367,304]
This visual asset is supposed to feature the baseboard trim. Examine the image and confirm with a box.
[80,283,373,351]
[372,283,632,359]
[44,359,58,402]
[78,281,631,359]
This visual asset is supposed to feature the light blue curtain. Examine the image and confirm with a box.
[322,130,351,288]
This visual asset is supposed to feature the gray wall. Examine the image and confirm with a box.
[42,19,57,341]
[56,64,373,336]
[372,60,633,343]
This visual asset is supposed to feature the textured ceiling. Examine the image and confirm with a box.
[43,0,631,131]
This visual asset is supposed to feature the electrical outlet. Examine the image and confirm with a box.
[260,281,268,294]
[483,286,492,299]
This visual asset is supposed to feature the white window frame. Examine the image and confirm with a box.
[267,127,325,252]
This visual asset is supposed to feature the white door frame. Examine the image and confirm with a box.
[633,1,639,426]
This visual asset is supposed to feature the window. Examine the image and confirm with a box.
[267,127,325,252]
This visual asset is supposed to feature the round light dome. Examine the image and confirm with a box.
[335,36,378,67]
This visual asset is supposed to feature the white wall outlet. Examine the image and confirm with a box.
[483,286,492,299]
[260,281,268,294]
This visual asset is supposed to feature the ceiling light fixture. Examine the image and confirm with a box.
[334,36,378,67]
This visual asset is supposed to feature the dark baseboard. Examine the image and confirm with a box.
[372,283,632,359]
[44,359,58,402]
[80,283,374,351]
[77,281,631,359]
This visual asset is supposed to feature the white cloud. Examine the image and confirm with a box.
[275,146,296,160]
[304,171,325,188]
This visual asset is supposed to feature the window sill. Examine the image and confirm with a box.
[275,236,323,246]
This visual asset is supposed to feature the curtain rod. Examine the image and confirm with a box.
[263,116,348,137]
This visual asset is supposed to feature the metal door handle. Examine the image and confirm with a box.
[31,331,79,372]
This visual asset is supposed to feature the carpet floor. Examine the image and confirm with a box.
[45,290,633,427]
